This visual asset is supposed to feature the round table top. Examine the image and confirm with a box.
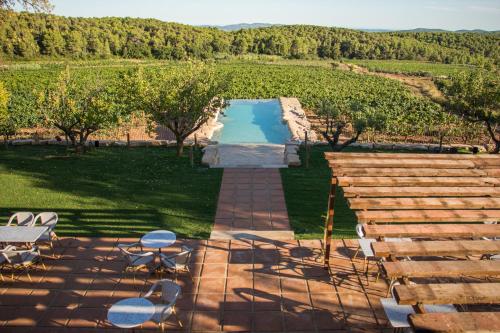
[141,230,176,249]
[107,297,155,329]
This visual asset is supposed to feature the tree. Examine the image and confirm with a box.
[438,71,500,153]
[316,99,386,151]
[0,0,52,11]
[38,68,126,151]
[128,62,230,156]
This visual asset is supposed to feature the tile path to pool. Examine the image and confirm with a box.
[212,169,293,234]
[0,237,389,332]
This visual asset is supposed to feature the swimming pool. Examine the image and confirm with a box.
[212,99,291,144]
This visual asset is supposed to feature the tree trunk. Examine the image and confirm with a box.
[176,138,184,157]
[337,130,362,151]
[485,120,500,154]
[321,123,344,151]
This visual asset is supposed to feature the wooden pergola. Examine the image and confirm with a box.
[323,152,500,332]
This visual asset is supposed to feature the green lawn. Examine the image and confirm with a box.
[281,145,357,239]
[0,146,223,238]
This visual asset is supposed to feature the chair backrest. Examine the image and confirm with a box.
[176,246,193,266]
[356,224,365,239]
[34,212,58,229]
[159,279,181,304]
[117,243,142,265]
[7,212,34,227]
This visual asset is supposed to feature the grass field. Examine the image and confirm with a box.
[0,146,223,238]
[347,59,476,77]
[281,145,357,239]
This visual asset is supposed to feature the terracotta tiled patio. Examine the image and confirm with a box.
[0,237,390,332]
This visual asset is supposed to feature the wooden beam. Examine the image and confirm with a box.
[382,260,500,279]
[329,159,475,169]
[394,283,500,306]
[325,152,500,160]
[356,209,500,224]
[363,223,500,239]
[333,168,486,177]
[337,176,500,187]
[349,197,500,210]
[343,186,500,198]
[372,240,500,258]
[323,178,337,268]
[409,312,500,333]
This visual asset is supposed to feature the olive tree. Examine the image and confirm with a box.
[127,62,230,156]
[316,99,386,151]
[38,68,125,151]
[438,71,500,153]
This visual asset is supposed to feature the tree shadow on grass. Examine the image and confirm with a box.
[0,146,223,238]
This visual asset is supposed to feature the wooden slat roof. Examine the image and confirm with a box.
[324,152,500,331]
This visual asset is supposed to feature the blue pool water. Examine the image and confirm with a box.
[212,99,291,144]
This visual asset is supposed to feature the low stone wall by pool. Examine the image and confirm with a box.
[279,97,318,143]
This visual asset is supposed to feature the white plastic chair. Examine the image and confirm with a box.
[143,279,182,332]
[7,212,35,227]
[0,245,45,282]
[159,245,193,281]
[34,212,59,257]
[117,243,155,281]
[353,224,412,285]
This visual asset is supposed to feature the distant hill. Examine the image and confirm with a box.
[200,23,275,31]
[205,25,498,33]
[398,28,498,33]
[1,11,498,64]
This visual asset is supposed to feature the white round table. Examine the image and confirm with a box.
[107,297,155,329]
[141,230,176,252]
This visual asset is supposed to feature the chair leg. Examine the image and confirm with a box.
[26,270,32,283]
[173,306,183,327]
[353,246,360,260]
[386,278,395,297]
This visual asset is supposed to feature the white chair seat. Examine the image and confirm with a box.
[161,257,184,270]
[38,231,52,242]
[150,304,173,324]
[130,253,154,267]
[490,254,500,260]
[358,237,412,258]
[381,297,456,328]
[358,238,376,257]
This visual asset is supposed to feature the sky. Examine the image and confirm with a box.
[49,0,500,31]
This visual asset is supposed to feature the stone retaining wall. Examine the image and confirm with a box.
[279,97,318,142]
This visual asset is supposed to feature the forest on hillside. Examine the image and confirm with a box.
[1,10,499,66]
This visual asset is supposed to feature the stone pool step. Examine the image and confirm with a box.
[209,144,288,168]
[210,230,295,241]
